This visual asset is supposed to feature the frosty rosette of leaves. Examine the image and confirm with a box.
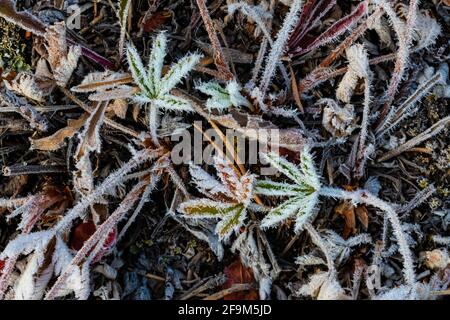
[126,32,202,143]
[255,148,321,233]
[178,156,255,242]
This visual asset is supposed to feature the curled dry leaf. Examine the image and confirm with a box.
[334,199,369,238]
[421,249,449,271]
[108,99,128,119]
[5,72,53,102]
[44,22,81,87]
[30,113,89,151]
[355,205,369,231]
[140,10,172,33]
[74,102,108,195]
[320,99,356,137]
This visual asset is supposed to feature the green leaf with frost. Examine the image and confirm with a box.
[256,147,321,232]
[126,32,202,141]
[196,79,251,111]
[177,156,255,242]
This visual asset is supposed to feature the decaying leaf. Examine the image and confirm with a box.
[108,99,128,119]
[319,99,356,137]
[334,200,356,239]
[421,249,449,271]
[334,199,369,238]
[222,259,259,300]
[44,22,81,87]
[5,68,54,102]
[140,10,172,33]
[74,102,108,195]
[30,113,89,151]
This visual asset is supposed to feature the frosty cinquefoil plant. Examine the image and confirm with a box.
[126,32,202,144]
[256,148,321,233]
[177,156,255,242]
[256,147,418,298]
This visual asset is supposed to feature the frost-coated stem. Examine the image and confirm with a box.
[377,0,418,127]
[376,72,442,137]
[54,147,161,233]
[45,179,149,300]
[318,186,416,292]
[378,115,450,162]
[0,197,31,208]
[148,104,161,147]
[117,173,161,242]
[258,0,303,97]
[195,0,233,81]
[358,78,371,157]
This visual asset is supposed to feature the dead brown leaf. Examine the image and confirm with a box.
[30,113,89,151]
[355,205,369,231]
[222,259,259,300]
[334,200,356,238]
[140,10,172,33]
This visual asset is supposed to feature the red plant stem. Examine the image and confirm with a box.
[375,0,418,130]
[195,0,233,81]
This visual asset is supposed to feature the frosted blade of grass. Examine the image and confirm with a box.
[259,0,303,97]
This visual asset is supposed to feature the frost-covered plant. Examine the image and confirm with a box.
[294,224,348,300]
[196,79,251,111]
[256,146,418,297]
[255,147,321,233]
[288,1,368,58]
[126,32,202,144]
[177,156,255,242]
[336,44,371,103]
[318,98,356,137]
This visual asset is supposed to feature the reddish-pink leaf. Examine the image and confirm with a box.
[289,0,336,50]
[290,1,367,57]
[70,221,117,263]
